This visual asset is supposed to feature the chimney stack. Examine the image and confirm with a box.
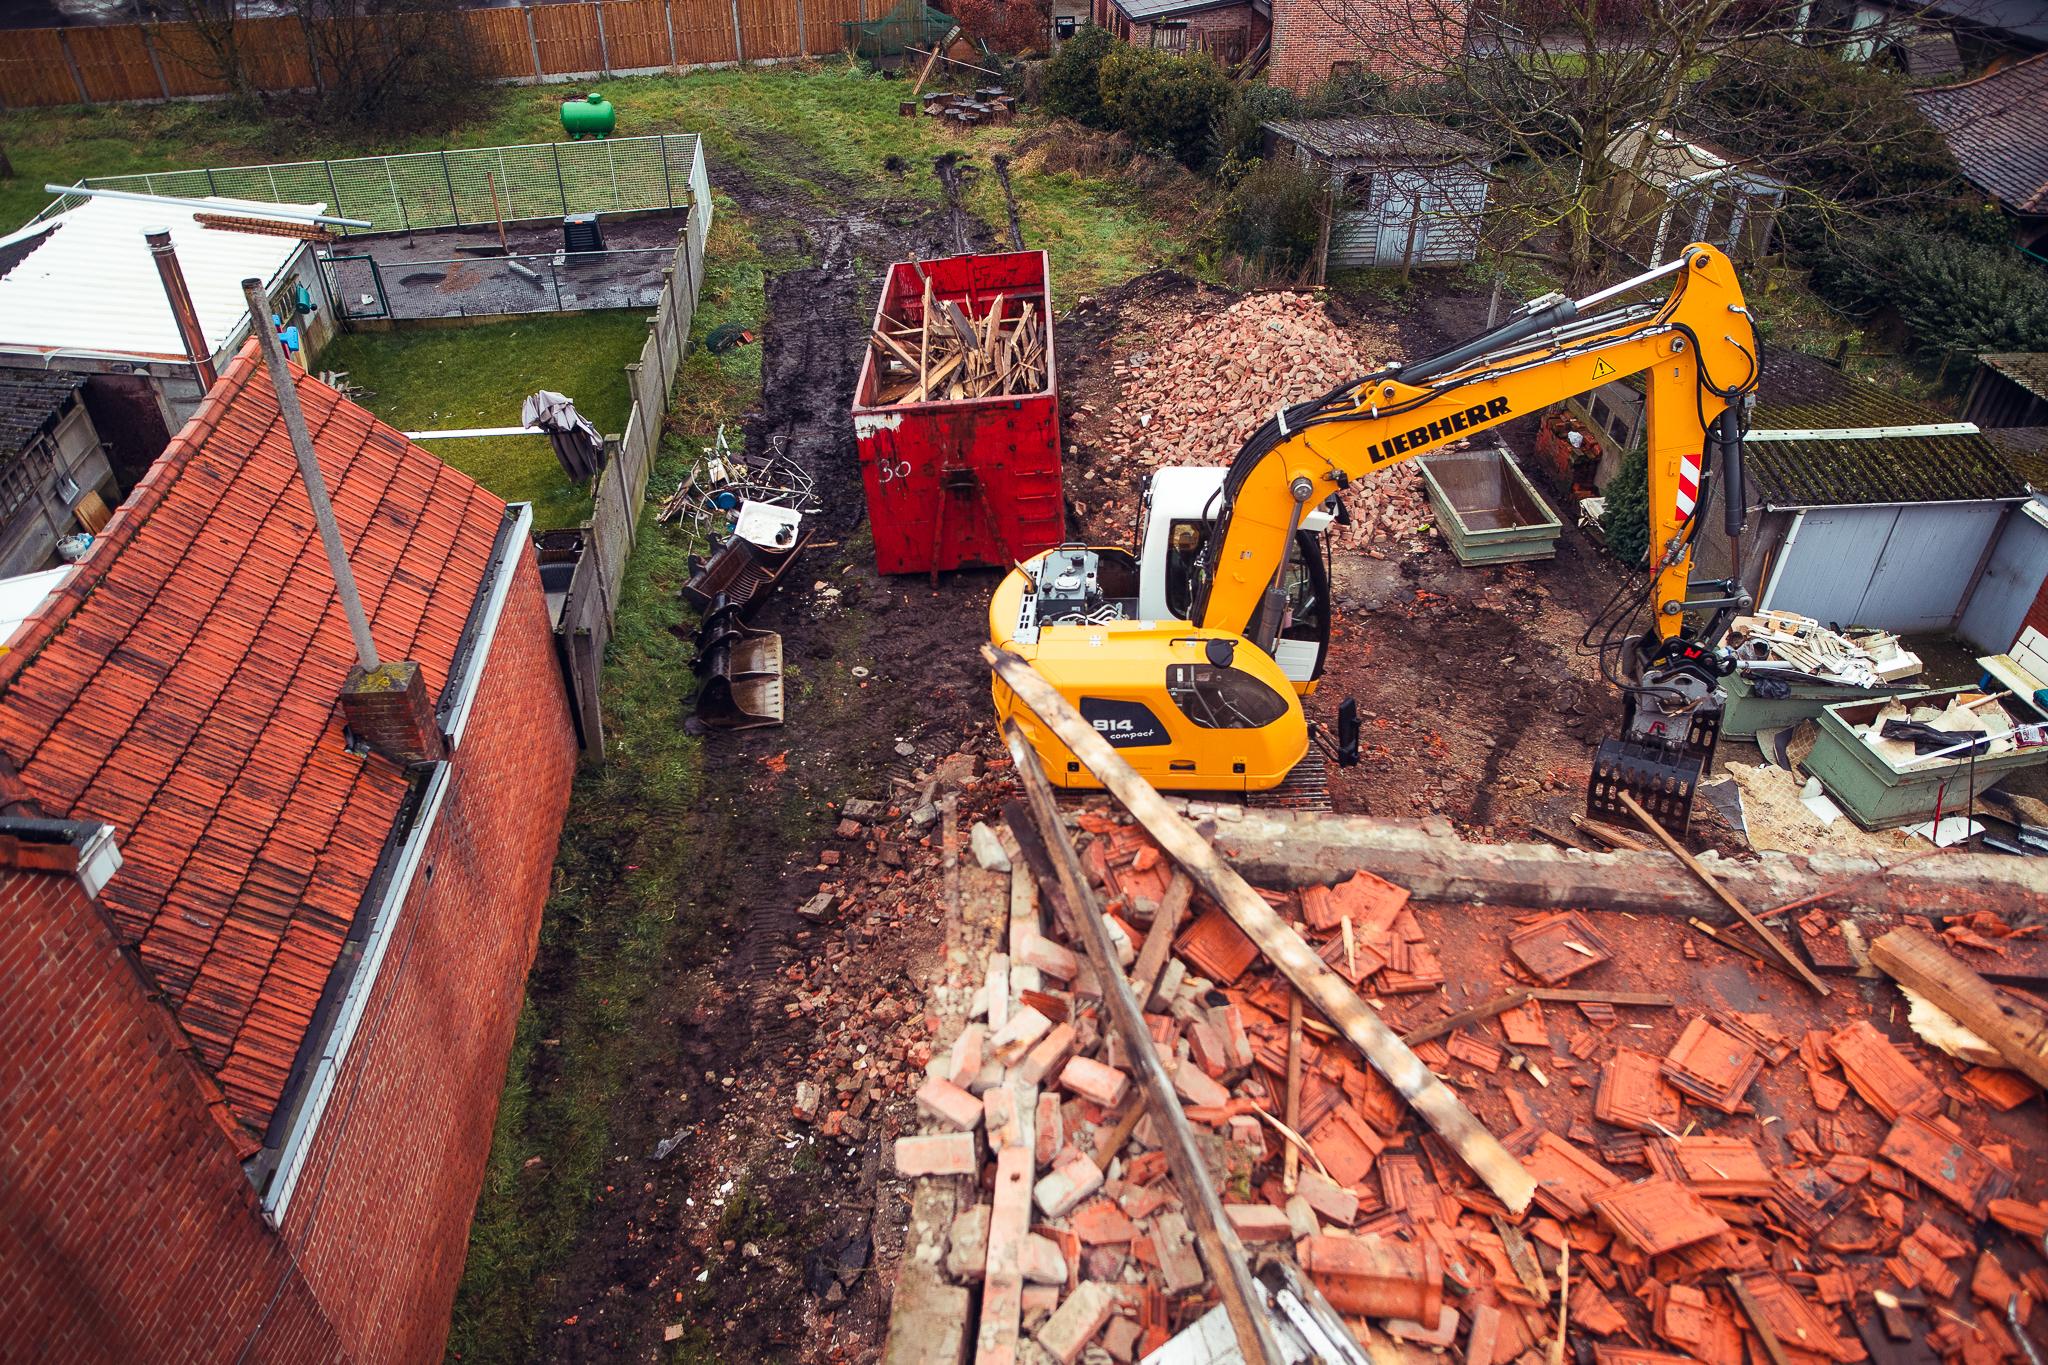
[148,228,218,392]
[240,278,445,769]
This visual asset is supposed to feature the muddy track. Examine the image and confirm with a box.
[527,132,1009,1363]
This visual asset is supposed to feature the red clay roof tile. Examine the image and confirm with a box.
[0,341,508,1140]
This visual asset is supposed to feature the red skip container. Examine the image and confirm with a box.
[851,250,1064,575]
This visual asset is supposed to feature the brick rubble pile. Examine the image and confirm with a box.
[880,808,2048,1365]
[1083,292,1439,552]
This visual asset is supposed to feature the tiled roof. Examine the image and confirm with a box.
[0,367,83,459]
[1910,53,2048,215]
[1985,425,2048,488]
[1746,348,2028,507]
[0,342,508,1145]
[1111,0,1252,21]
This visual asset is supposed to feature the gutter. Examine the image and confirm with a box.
[255,502,533,1224]
[1758,495,2033,513]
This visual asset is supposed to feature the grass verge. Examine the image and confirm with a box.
[444,202,763,1365]
[317,312,649,529]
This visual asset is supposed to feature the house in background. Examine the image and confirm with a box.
[1266,0,1468,90]
[1091,0,1268,65]
[0,343,577,1362]
[1263,117,1491,274]
[1909,53,2048,251]
[0,369,122,575]
[1605,124,1787,266]
[1813,0,2048,68]
[0,191,337,457]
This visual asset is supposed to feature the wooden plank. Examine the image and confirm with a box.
[1617,790,1830,998]
[1003,718,1281,1365]
[1526,988,1676,1007]
[1283,992,1304,1193]
[1727,1274,1794,1365]
[1868,927,2048,1090]
[1401,989,1534,1048]
[987,644,1537,1214]
[1130,870,1190,1005]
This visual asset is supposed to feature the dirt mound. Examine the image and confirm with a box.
[1085,290,1434,546]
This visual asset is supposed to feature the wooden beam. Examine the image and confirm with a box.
[1525,988,1676,1007]
[1002,719,1280,1365]
[1131,870,1191,1005]
[1728,1275,1794,1365]
[987,645,1537,1214]
[1283,992,1304,1193]
[1402,989,1534,1048]
[1617,790,1831,998]
[1868,927,2048,1089]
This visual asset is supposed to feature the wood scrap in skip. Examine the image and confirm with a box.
[870,293,1046,405]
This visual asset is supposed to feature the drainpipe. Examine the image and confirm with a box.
[146,228,217,393]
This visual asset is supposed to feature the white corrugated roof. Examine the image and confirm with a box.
[0,194,319,364]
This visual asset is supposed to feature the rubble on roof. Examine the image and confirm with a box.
[878,803,2048,1365]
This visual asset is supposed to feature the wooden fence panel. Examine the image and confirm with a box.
[532,2,603,76]
[670,0,739,64]
[68,25,161,102]
[805,0,859,64]
[237,15,315,91]
[0,29,82,106]
[601,0,670,68]
[149,23,232,97]
[463,7,538,79]
[739,0,801,60]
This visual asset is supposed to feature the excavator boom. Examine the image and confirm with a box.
[991,245,1760,826]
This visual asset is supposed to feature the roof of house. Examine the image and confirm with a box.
[0,368,84,457]
[1746,348,2027,507]
[1923,0,2048,45]
[1607,124,1787,193]
[1898,29,1965,79]
[1979,351,2048,400]
[0,194,316,365]
[1264,117,1489,165]
[1985,424,2048,488]
[0,342,509,1146]
[1910,52,2048,215]
[1110,0,1256,20]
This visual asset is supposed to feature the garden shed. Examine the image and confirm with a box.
[1605,124,1786,265]
[1262,117,1491,274]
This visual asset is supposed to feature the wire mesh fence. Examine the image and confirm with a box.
[40,133,706,239]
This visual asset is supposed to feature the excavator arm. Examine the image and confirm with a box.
[989,245,1760,826]
[1195,247,1758,654]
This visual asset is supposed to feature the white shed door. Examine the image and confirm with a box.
[1764,503,2006,632]
[1376,170,1424,264]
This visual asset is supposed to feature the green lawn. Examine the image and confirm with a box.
[2,65,1203,300]
[315,312,649,529]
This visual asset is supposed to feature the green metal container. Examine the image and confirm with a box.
[1801,686,2048,829]
[561,92,616,140]
[1417,448,1562,566]
[1721,671,1909,741]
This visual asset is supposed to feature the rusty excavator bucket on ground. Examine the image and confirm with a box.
[691,596,785,730]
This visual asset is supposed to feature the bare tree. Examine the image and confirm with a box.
[293,0,478,126]
[141,0,257,103]
[1297,0,1946,285]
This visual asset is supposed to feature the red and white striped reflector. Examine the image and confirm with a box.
[1675,452,1701,522]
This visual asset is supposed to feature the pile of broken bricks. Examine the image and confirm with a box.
[885,807,2048,1365]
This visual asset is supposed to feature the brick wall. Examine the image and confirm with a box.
[0,860,345,1364]
[1267,0,1466,92]
[278,554,578,1365]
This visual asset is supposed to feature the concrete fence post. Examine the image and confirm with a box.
[58,29,90,103]
[663,0,678,68]
[729,0,744,62]
[523,1,544,79]
[592,0,611,75]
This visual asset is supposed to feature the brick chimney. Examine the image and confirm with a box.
[341,661,446,767]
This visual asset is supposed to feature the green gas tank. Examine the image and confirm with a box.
[561,92,616,140]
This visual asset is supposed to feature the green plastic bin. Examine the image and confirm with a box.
[1721,671,1913,741]
[1801,687,2048,830]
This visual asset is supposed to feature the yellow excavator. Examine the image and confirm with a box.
[990,244,1761,830]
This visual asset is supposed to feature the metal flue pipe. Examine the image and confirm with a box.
[241,276,381,672]
[146,229,217,392]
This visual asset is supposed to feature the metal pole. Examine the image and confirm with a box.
[659,132,674,208]
[241,277,381,672]
[440,150,461,227]
[146,229,218,392]
[551,142,570,215]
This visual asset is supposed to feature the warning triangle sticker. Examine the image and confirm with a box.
[1591,358,1617,379]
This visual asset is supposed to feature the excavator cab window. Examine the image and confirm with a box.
[1164,663,1291,729]
[1278,540,1329,649]
[1164,520,1206,620]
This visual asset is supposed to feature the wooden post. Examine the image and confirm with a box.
[1314,178,1334,286]
[524,2,545,80]
[1400,211,1421,286]
[985,644,1539,1214]
[487,171,508,253]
